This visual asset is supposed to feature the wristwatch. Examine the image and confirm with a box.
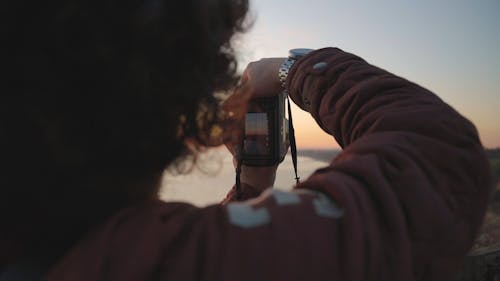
[278,48,314,89]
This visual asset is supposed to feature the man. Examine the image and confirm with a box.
[0,1,491,280]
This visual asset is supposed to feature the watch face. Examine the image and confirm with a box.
[289,48,314,59]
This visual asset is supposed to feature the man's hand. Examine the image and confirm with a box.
[222,57,286,122]
[238,164,278,191]
[222,58,287,192]
[238,58,286,99]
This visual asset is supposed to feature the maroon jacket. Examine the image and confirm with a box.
[44,48,491,281]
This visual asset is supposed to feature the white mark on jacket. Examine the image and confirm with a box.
[272,189,301,206]
[312,62,328,71]
[313,193,344,218]
[227,203,271,228]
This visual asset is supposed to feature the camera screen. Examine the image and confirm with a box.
[244,112,270,155]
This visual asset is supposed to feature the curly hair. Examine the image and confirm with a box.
[0,0,249,259]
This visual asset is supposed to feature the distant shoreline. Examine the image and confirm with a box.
[297,149,341,163]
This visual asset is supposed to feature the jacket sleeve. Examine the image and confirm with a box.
[283,47,492,279]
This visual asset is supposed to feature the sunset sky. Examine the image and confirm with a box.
[235,0,500,149]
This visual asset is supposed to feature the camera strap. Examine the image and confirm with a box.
[287,96,300,184]
[235,146,244,201]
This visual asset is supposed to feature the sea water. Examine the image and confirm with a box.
[159,149,333,206]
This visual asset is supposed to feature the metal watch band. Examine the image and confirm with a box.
[278,58,295,89]
[278,48,314,90]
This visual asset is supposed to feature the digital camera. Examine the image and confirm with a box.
[240,92,289,166]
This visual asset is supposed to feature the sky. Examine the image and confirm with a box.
[234,0,500,149]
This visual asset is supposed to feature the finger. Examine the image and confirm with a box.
[239,66,250,85]
[222,120,243,143]
[223,125,243,156]
[223,83,251,119]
